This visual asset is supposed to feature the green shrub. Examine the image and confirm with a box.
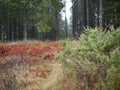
[56,27,120,90]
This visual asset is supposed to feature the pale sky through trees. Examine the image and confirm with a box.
[66,0,72,20]
[62,0,72,21]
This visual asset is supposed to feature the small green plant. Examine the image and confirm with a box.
[61,40,67,47]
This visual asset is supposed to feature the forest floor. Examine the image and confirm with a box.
[0,41,79,90]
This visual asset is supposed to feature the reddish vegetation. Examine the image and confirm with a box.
[0,41,64,77]
[0,42,63,56]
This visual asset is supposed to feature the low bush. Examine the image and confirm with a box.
[56,27,120,90]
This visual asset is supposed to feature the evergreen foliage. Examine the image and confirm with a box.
[0,0,64,41]
[56,28,120,90]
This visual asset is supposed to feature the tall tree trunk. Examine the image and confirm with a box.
[16,23,19,41]
[83,0,86,27]
[65,1,67,38]
[99,0,103,30]
[24,14,27,41]
[7,12,10,41]
[104,0,107,28]
[23,1,27,41]
[86,0,89,26]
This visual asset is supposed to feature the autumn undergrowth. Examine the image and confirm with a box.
[0,41,64,90]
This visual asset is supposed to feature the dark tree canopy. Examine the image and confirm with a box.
[72,0,120,38]
[0,0,64,41]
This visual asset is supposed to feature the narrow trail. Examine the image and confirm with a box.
[24,62,63,90]
[41,63,63,90]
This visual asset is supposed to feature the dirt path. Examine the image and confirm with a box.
[24,62,63,90]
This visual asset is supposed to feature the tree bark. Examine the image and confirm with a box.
[7,12,10,41]
[99,0,103,30]
[65,1,67,38]
[86,0,89,26]
[23,1,27,41]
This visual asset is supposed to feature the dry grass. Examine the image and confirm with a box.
[0,56,81,90]
[0,61,81,90]
[23,62,64,90]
